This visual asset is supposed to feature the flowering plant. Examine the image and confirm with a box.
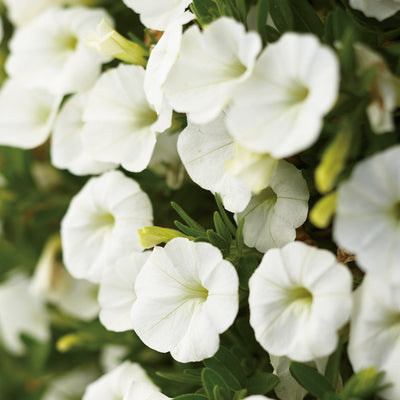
[0,0,400,399]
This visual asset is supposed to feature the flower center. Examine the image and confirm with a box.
[184,285,209,302]
[287,82,310,106]
[133,107,158,130]
[93,211,115,230]
[59,33,78,52]
[285,286,313,315]
[391,201,400,221]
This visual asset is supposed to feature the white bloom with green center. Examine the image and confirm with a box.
[226,32,339,158]
[122,0,193,30]
[124,382,170,400]
[0,79,61,149]
[334,145,400,283]
[348,274,400,399]
[83,361,157,400]
[0,272,50,355]
[177,116,252,212]
[98,252,150,332]
[82,64,172,173]
[249,241,352,361]
[6,6,112,96]
[131,238,239,363]
[61,170,153,283]
[51,92,117,176]
[349,0,400,20]
[235,161,309,253]
[164,17,262,124]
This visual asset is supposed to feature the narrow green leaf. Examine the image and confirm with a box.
[215,194,237,236]
[171,201,205,231]
[174,221,207,238]
[256,0,268,44]
[287,0,323,37]
[233,389,248,400]
[202,368,230,400]
[174,395,208,400]
[235,218,245,256]
[213,212,232,245]
[235,0,247,23]
[214,346,247,388]
[190,0,220,26]
[207,229,229,249]
[247,372,279,395]
[213,386,231,400]
[203,356,242,391]
[157,371,202,384]
[324,335,344,387]
[266,0,294,33]
[264,25,280,43]
[289,362,335,398]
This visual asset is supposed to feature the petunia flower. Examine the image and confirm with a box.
[333,145,400,283]
[0,272,50,355]
[61,170,153,283]
[226,32,339,158]
[348,274,400,399]
[83,361,158,400]
[164,17,262,124]
[51,92,117,176]
[98,252,150,332]
[249,241,352,361]
[349,0,400,21]
[235,160,309,253]
[81,64,172,173]
[6,6,113,96]
[131,238,239,363]
[122,0,193,31]
[124,382,170,400]
[0,79,61,149]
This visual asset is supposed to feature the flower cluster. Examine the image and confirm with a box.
[0,0,400,400]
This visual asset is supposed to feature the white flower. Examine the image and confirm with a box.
[0,80,61,149]
[81,64,172,173]
[61,170,153,283]
[244,397,274,400]
[124,382,170,400]
[131,238,239,363]
[249,241,352,361]
[6,6,112,96]
[355,43,400,134]
[177,116,252,213]
[226,32,339,158]
[235,161,309,253]
[98,252,150,332]
[334,145,400,283]
[349,0,400,20]
[348,274,400,400]
[51,92,117,176]
[0,272,50,355]
[164,17,262,124]
[31,235,99,321]
[83,361,157,400]
[122,0,193,30]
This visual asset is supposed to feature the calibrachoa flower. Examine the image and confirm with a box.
[81,64,172,172]
[61,170,153,283]
[164,17,261,124]
[6,6,112,95]
[98,252,150,332]
[131,238,239,363]
[0,79,61,149]
[51,92,116,176]
[249,241,352,361]
[349,0,400,20]
[226,32,339,158]
[348,274,400,399]
[177,116,252,212]
[235,160,309,253]
[122,0,193,30]
[0,272,50,355]
[334,145,400,282]
[83,361,158,400]
[124,382,170,400]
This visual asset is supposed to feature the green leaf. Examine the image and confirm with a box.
[235,0,247,23]
[215,194,237,236]
[202,368,230,400]
[213,346,247,388]
[157,371,202,385]
[213,212,232,245]
[247,372,279,395]
[174,395,208,400]
[171,202,205,232]
[324,335,344,388]
[264,25,280,43]
[266,0,294,33]
[190,0,220,26]
[287,0,323,37]
[256,0,268,44]
[289,362,335,398]
[207,229,230,249]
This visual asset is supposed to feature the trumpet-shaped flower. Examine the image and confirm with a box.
[349,0,400,20]
[81,64,172,172]
[98,252,150,332]
[334,145,400,283]
[164,17,261,124]
[348,274,400,399]
[235,161,309,253]
[122,0,193,30]
[6,6,112,95]
[61,170,153,283]
[124,382,170,400]
[51,92,116,176]
[83,361,157,400]
[0,80,61,149]
[131,238,239,363]
[249,241,352,361]
[177,116,252,212]
[226,32,339,158]
[0,272,50,355]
